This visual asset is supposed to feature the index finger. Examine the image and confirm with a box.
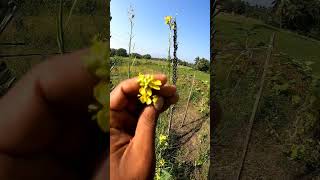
[110,74,167,111]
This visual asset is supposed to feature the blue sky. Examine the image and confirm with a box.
[110,0,210,63]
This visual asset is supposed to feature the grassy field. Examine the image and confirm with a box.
[111,56,210,179]
[212,13,320,179]
[216,13,320,75]
[0,12,105,79]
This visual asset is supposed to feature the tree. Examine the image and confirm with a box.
[142,54,151,59]
[195,57,210,72]
[131,53,142,59]
[272,0,291,29]
[116,48,128,57]
[272,0,320,32]
[110,48,116,56]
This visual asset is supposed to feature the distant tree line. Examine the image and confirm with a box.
[218,0,320,39]
[110,48,151,59]
[110,48,209,72]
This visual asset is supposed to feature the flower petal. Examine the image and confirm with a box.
[152,95,159,103]
[139,87,146,95]
[146,88,152,96]
[152,79,162,86]
[149,84,161,90]
[146,97,152,105]
[139,96,145,103]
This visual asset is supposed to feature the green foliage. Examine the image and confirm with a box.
[268,59,320,171]
[131,52,142,59]
[18,0,103,16]
[143,54,152,59]
[291,95,301,105]
[155,133,173,180]
[192,80,210,114]
[115,48,128,57]
[110,48,116,56]
[220,0,320,38]
[272,82,289,95]
[289,144,306,161]
[158,169,172,180]
[215,13,320,174]
[194,57,210,72]
[84,37,109,133]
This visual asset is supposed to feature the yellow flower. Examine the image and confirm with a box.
[159,134,168,144]
[138,73,162,90]
[165,16,172,25]
[155,168,161,180]
[137,73,162,105]
[152,95,159,104]
[159,158,166,167]
[138,92,152,105]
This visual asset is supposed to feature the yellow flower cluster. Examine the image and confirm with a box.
[159,158,166,167]
[165,16,172,25]
[137,73,162,105]
[164,15,175,30]
[159,134,168,144]
[155,158,167,180]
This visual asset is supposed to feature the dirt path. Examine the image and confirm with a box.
[211,113,305,179]
[170,105,210,179]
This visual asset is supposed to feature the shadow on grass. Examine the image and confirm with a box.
[162,115,208,179]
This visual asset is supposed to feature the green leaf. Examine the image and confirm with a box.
[95,67,109,80]
[94,81,108,106]
[97,108,109,133]
[83,38,109,77]
[290,145,298,160]
[305,61,315,66]
[160,169,172,180]
[292,95,301,105]
[273,83,289,94]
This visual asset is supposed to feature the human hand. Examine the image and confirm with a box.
[0,50,107,180]
[110,75,179,180]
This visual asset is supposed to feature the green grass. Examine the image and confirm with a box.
[0,14,105,79]
[111,57,209,107]
[217,13,320,74]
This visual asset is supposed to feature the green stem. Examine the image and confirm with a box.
[64,0,78,29]
[57,0,64,54]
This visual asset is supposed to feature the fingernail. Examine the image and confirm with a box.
[154,96,164,111]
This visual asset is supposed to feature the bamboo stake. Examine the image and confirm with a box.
[236,33,275,180]
[180,73,196,127]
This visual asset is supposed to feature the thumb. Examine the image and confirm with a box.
[130,105,159,177]
[134,96,164,141]
[135,105,159,145]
